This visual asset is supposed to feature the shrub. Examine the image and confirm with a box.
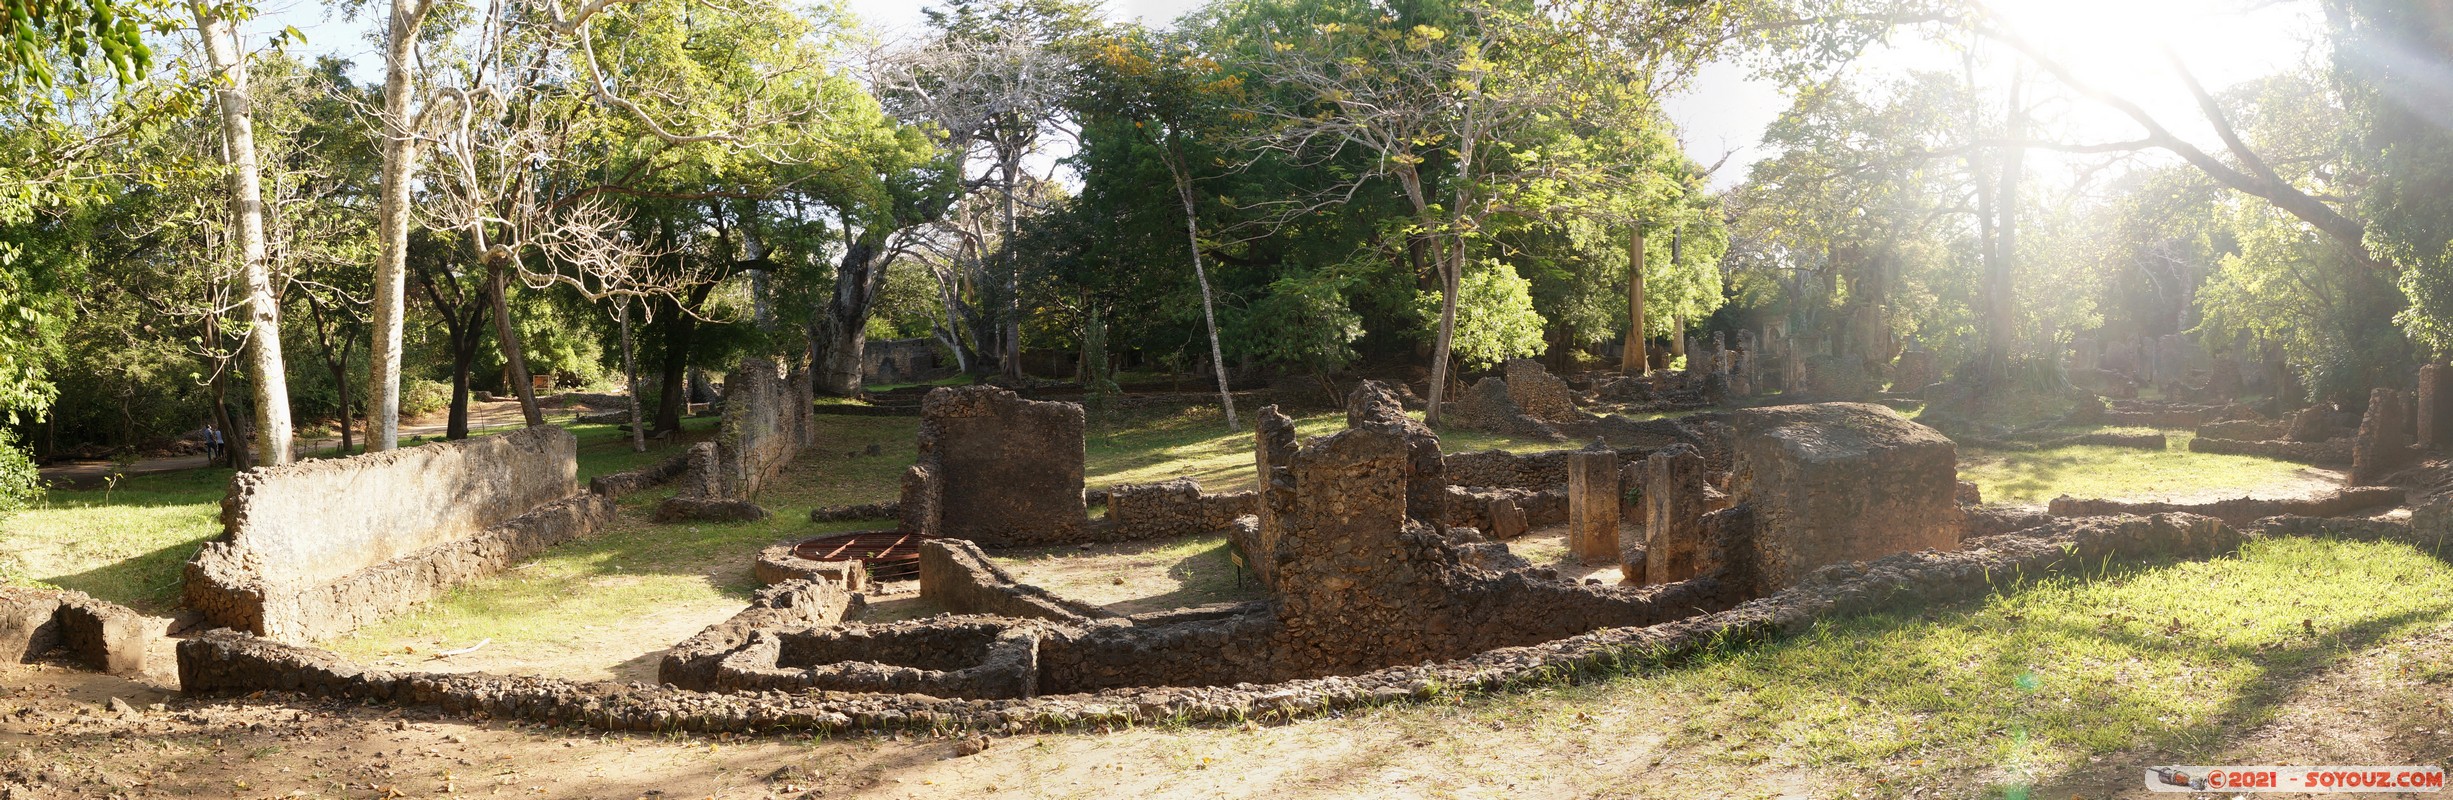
[401,378,451,417]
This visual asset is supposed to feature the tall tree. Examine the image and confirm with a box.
[192,0,293,464]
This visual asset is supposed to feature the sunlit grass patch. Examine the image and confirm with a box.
[1414,534,2453,798]
[1960,431,2320,505]
[0,467,228,612]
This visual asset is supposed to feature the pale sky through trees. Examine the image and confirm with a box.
[254,0,2319,191]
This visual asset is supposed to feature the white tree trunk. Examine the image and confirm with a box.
[195,3,293,466]
[1169,155,1237,432]
[619,302,645,453]
[368,0,425,451]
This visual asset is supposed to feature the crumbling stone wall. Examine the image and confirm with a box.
[1,588,154,675]
[660,578,854,690]
[2188,434,2354,465]
[899,386,1087,546]
[1106,478,1259,540]
[2046,486,2403,526]
[712,619,1041,700]
[1503,359,1578,422]
[2353,387,2415,485]
[1443,485,1563,536]
[178,512,2251,736]
[1443,377,1566,440]
[1347,381,1446,525]
[656,358,815,521]
[918,539,1114,623]
[186,425,611,643]
[1727,403,1961,593]
[1637,443,1726,585]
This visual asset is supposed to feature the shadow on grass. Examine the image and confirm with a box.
[40,537,209,613]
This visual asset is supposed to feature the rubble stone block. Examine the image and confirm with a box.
[1731,402,1961,592]
[0,589,63,663]
[1503,359,1578,422]
[56,598,153,675]
[1487,497,1529,540]
[1640,443,1716,585]
[2353,387,2414,485]
[1567,448,1621,563]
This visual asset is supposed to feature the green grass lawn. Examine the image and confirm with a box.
[1960,431,2321,505]
[0,467,229,613]
[1374,533,2453,797]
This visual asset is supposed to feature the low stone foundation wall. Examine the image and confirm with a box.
[588,450,693,499]
[188,493,615,643]
[1105,479,1258,540]
[2187,435,2354,466]
[2,588,154,675]
[752,543,870,590]
[918,540,1114,623]
[2047,486,2403,526]
[1443,486,1566,536]
[659,578,856,690]
[1445,447,1651,492]
[186,426,606,643]
[810,500,900,523]
[713,620,1042,699]
[176,513,2247,737]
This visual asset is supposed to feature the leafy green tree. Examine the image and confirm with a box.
[1416,258,1544,370]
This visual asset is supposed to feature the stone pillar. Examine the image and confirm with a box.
[2420,365,2453,448]
[1639,443,1710,585]
[1567,447,1621,563]
[2353,387,2414,485]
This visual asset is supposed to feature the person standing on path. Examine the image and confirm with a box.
[203,424,223,466]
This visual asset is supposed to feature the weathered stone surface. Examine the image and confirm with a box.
[2353,387,2414,485]
[1567,446,1621,562]
[1487,497,1529,539]
[659,578,853,690]
[186,425,608,643]
[2197,419,2288,442]
[656,358,813,521]
[56,596,154,675]
[1891,350,1939,393]
[1729,403,1961,592]
[2423,364,2453,448]
[902,386,1087,546]
[2188,434,2354,465]
[1106,478,1258,540]
[752,543,869,591]
[2287,405,2343,442]
[1503,359,1578,422]
[0,588,64,663]
[1442,485,1564,533]
[1346,381,1447,525]
[1640,443,1719,585]
[919,539,1112,623]
[208,424,578,590]
[1442,377,1565,440]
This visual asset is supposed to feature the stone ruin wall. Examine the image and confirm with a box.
[3,587,156,676]
[176,510,2271,737]
[185,425,612,643]
[656,357,815,521]
[899,386,1087,546]
[1103,478,1258,541]
[917,539,1114,623]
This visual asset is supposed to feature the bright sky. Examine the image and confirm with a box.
[256,0,2328,191]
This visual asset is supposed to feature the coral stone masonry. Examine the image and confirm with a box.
[900,386,1088,546]
[1728,402,1962,592]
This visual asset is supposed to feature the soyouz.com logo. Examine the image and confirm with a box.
[2147,766,2445,792]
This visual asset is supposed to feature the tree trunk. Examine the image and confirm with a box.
[814,237,884,396]
[368,0,426,452]
[445,330,477,440]
[1986,81,2028,378]
[487,263,545,427]
[1622,225,1647,373]
[618,302,645,453]
[998,153,1024,379]
[653,301,698,435]
[195,1,293,466]
[331,356,353,456]
[1423,240,1463,427]
[1168,152,1237,432]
